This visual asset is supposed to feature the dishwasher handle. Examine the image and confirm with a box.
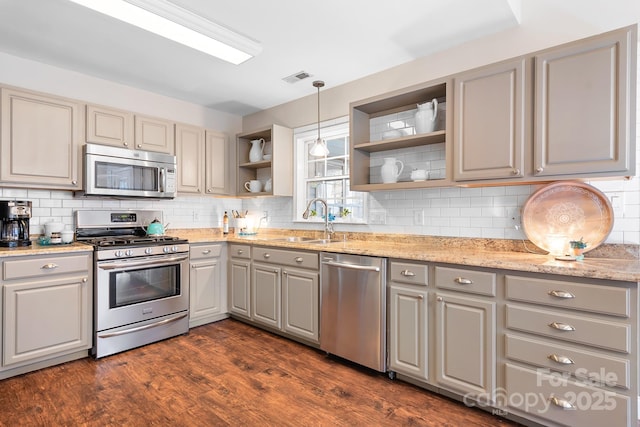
[323,260,380,272]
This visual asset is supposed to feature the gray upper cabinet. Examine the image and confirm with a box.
[204,130,230,195]
[0,86,84,190]
[534,26,636,177]
[453,58,527,181]
[87,104,175,154]
[175,123,205,194]
[86,104,135,149]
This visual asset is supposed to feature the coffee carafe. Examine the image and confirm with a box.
[0,200,32,247]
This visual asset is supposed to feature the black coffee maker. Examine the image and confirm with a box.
[0,200,32,247]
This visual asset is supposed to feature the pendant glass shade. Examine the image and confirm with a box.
[310,80,329,157]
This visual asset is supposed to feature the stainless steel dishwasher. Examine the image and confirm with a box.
[320,252,387,372]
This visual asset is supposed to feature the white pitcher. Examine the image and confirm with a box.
[381,157,404,183]
[415,98,438,134]
[249,138,265,163]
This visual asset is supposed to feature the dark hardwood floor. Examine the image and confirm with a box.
[0,319,520,426]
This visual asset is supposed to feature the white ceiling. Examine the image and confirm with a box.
[0,0,636,117]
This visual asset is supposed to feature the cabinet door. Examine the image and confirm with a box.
[86,104,134,149]
[175,123,204,194]
[534,27,635,176]
[134,114,175,154]
[228,259,251,319]
[189,258,221,323]
[282,267,318,343]
[435,292,496,399]
[453,58,526,181]
[389,284,428,381]
[251,262,281,329]
[0,87,82,189]
[205,130,229,195]
[3,275,91,367]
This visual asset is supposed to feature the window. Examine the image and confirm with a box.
[294,117,366,223]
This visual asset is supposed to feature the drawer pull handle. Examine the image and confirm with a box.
[548,322,575,331]
[202,250,211,255]
[454,277,473,285]
[41,263,58,270]
[264,253,271,259]
[547,354,574,365]
[295,257,304,263]
[436,296,443,302]
[237,250,244,255]
[549,396,575,410]
[548,290,575,299]
[401,270,415,277]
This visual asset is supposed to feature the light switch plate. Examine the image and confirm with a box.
[369,210,386,225]
[413,209,424,225]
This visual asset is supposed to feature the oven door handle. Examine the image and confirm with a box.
[97,313,187,338]
[98,254,189,270]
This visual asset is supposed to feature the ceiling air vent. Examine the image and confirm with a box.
[282,71,311,84]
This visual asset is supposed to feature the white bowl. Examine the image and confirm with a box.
[263,154,272,161]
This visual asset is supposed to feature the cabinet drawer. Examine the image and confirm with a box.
[505,363,630,427]
[253,246,318,270]
[190,244,223,260]
[505,275,630,317]
[505,333,630,389]
[3,254,90,281]
[506,304,630,353]
[229,244,251,259]
[390,261,428,286]
[434,266,495,296]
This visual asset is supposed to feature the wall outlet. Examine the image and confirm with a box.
[193,211,200,221]
[370,210,386,225]
[606,192,624,215]
[263,210,269,223]
[413,209,424,226]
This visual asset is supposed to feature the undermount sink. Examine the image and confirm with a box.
[267,236,317,242]
[306,238,342,245]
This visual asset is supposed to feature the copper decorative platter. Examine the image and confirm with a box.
[521,182,613,254]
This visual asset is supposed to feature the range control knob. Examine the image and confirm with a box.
[163,246,171,253]
[125,250,133,256]
[172,245,178,252]
[145,248,153,255]
[115,250,123,257]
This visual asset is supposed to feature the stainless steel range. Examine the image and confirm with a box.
[75,210,189,358]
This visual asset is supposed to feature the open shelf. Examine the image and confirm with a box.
[353,130,445,152]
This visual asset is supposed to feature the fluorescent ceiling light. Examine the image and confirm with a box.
[68,0,261,65]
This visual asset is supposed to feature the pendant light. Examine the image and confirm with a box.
[309,80,330,157]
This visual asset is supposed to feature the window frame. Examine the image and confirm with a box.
[293,116,367,224]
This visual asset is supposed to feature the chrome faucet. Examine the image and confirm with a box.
[302,197,334,239]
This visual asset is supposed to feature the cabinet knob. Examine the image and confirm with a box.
[82,277,87,283]
[511,169,520,175]
[548,396,575,410]
[137,144,142,148]
[548,321,575,331]
[536,167,544,173]
[436,296,443,302]
[237,250,243,255]
[547,354,574,365]
[454,277,473,285]
[263,253,271,259]
[207,189,212,193]
[417,295,424,300]
[400,270,415,277]
[41,263,58,270]
[548,290,575,299]
[295,257,303,263]
[202,249,211,255]
[123,142,128,147]
[71,180,78,186]
[283,271,288,276]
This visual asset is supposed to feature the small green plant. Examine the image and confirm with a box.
[310,209,317,217]
[340,208,351,217]
[569,237,587,249]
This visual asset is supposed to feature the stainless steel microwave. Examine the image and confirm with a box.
[82,143,177,199]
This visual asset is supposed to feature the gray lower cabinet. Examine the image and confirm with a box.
[502,273,637,426]
[250,246,319,345]
[0,252,92,379]
[434,265,497,400]
[189,243,227,328]
[228,244,251,319]
[388,260,429,381]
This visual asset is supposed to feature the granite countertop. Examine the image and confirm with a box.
[178,228,640,283]
[0,241,93,257]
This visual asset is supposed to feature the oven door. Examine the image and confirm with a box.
[95,253,189,332]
